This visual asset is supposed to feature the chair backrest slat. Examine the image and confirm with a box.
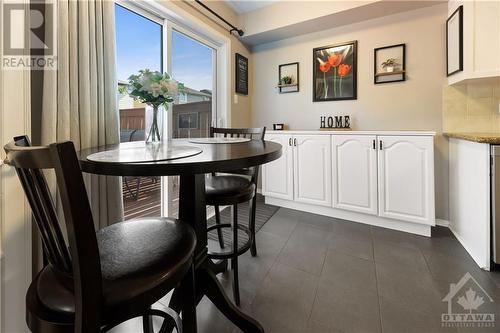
[3,136,102,305]
[209,127,266,180]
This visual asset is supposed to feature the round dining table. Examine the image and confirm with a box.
[78,138,282,333]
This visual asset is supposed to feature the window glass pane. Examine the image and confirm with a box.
[115,4,162,220]
[171,30,214,139]
[168,30,216,218]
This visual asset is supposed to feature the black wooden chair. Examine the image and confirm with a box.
[3,136,197,333]
[206,127,265,305]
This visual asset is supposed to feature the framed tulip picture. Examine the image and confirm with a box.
[313,40,357,102]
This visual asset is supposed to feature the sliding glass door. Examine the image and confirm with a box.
[115,3,218,219]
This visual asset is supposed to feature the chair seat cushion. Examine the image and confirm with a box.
[36,217,196,315]
[205,175,255,205]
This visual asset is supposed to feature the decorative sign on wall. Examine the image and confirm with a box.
[313,40,357,102]
[320,116,351,130]
[374,43,406,84]
[446,5,463,76]
[235,53,248,95]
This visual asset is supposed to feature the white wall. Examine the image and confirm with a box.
[251,4,449,220]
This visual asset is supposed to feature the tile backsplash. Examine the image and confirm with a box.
[443,80,500,132]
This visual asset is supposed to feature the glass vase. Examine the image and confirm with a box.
[145,104,163,143]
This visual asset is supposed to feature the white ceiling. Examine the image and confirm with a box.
[224,0,279,14]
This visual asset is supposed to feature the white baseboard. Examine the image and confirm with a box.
[265,197,432,237]
[435,219,450,227]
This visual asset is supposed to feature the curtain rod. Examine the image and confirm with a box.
[194,0,244,37]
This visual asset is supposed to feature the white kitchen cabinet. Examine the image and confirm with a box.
[262,131,435,237]
[377,136,435,225]
[262,134,294,200]
[448,0,500,85]
[332,135,378,215]
[293,135,332,207]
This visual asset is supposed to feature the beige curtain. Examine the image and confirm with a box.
[42,0,123,229]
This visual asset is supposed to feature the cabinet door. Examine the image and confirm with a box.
[378,136,435,225]
[262,134,294,200]
[332,135,378,215]
[293,135,332,206]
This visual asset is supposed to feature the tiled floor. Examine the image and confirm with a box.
[112,208,500,333]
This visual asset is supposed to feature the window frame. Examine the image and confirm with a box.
[115,0,230,217]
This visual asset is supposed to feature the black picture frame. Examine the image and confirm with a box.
[313,40,357,102]
[374,43,406,84]
[446,6,463,76]
[235,53,248,95]
[278,62,299,93]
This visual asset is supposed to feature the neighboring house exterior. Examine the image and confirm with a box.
[117,82,213,138]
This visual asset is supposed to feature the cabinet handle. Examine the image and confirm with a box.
[294,138,297,146]
[379,140,383,150]
[372,139,376,150]
[289,138,292,146]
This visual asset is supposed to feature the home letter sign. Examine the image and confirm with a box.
[320,116,351,129]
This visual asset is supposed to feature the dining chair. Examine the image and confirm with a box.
[4,136,197,333]
[205,127,265,305]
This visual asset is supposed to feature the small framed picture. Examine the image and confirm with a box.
[278,62,299,93]
[313,40,357,102]
[273,123,284,130]
[374,43,406,84]
[446,6,463,76]
[235,53,248,95]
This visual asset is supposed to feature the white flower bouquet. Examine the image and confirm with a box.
[121,69,183,142]
[124,69,183,107]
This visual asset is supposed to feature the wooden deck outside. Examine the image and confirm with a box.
[123,177,164,220]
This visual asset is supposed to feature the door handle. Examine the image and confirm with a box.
[289,138,292,146]
[379,140,383,150]
[372,139,376,150]
[294,138,297,146]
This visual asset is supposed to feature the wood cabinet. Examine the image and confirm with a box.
[448,0,500,85]
[377,136,435,225]
[332,135,378,215]
[294,135,331,206]
[262,134,294,200]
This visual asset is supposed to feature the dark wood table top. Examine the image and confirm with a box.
[78,139,282,176]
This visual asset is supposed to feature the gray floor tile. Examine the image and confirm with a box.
[328,230,374,261]
[250,263,319,333]
[379,296,457,333]
[373,240,429,273]
[300,212,337,232]
[310,281,381,333]
[277,223,330,276]
[376,260,444,316]
[260,209,300,239]
[320,250,377,293]
[332,219,372,240]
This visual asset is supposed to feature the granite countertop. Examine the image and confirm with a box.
[444,132,500,144]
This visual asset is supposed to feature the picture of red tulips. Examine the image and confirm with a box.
[313,41,357,101]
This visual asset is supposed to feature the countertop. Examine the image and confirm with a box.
[267,130,436,136]
[443,132,500,144]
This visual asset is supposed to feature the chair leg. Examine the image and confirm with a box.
[143,310,154,333]
[232,204,240,306]
[214,205,225,249]
[180,265,197,333]
[249,195,258,257]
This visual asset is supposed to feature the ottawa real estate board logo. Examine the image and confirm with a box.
[442,272,495,328]
[2,1,56,70]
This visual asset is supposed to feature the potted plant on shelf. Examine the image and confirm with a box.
[381,58,399,73]
[120,69,183,143]
[280,75,293,86]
